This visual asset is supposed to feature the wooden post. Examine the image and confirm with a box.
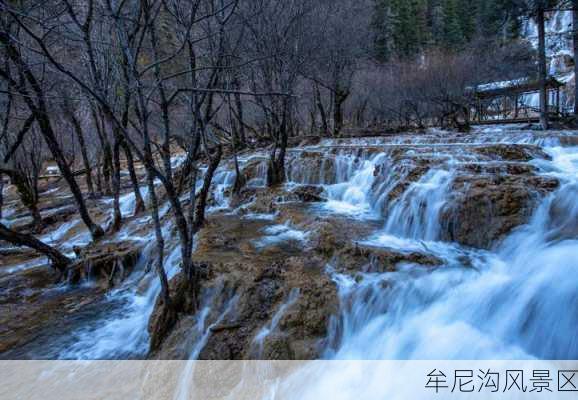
[476,98,481,122]
[573,0,578,114]
[556,87,560,115]
[537,8,549,130]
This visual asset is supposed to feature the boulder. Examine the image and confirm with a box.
[290,185,326,203]
[545,184,578,241]
[150,254,339,361]
[337,243,443,273]
[441,174,559,249]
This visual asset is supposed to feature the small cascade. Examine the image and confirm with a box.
[209,168,236,211]
[322,153,388,218]
[383,169,454,241]
[57,222,182,359]
[253,223,309,249]
[174,286,238,400]
[251,288,300,358]
[318,140,578,361]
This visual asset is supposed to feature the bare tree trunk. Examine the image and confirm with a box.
[37,115,104,239]
[101,147,113,196]
[145,167,171,306]
[267,100,289,187]
[315,84,329,135]
[111,136,122,232]
[91,107,112,196]
[95,155,103,195]
[573,0,578,115]
[537,8,549,130]
[1,167,42,232]
[0,222,71,272]
[68,110,95,198]
[333,86,349,137]
[193,145,222,230]
[233,86,246,144]
[121,141,145,215]
[0,35,103,240]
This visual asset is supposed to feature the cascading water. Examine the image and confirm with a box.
[174,285,239,400]
[383,168,454,241]
[321,153,387,218]
[319,140,578,361]
[57,225,182,359]
[251,288,300,358]
[3,126,578,390]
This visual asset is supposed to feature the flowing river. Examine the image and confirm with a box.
[1,127,578,398]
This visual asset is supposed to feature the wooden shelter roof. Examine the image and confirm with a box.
[472,76,564,99]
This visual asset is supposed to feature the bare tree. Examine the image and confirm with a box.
[304,0,371,136]
[1,124,46,232]
[239,0,312,186]
[0,7,104,239]
[0,222,71,273]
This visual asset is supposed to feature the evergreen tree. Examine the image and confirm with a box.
[369,0,533,60]
[391,0,419,57]
[371,0,391,62]
[442,0,465,48]
[456,0,476,42]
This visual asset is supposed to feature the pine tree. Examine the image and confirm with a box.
[442,0,465,48]
[371,0,391,62]
[456,0,476,42]
[369,0,530,59]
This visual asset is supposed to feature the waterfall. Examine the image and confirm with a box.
[56,220,182,359]
[251,288,300,358]
[174,286,238,400]
[3,127,577,376]
[383,169,454,241]
[318,142,578,361]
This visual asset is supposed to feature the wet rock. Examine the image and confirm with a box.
[148,296,179,355]
[441,174,560,249]
[241,186,322,213]
[296,136,322,147]
[473,144,551,162]
[286,152,337,184]
[260,333,294,359]
[307,221,344,255]
[241,188,279,214]
[276,260,339,359]
[545,184,578,241]
[462,162,536,176]
[67,241,142,288]
[148,267,214,355]
[337,243,443,273]
[151,253,338,361]
[290,185,326,203]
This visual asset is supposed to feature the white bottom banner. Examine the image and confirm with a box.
[2,360,578,399]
